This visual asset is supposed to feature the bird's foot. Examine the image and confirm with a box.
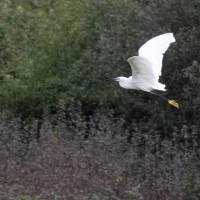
[168,100,179,109]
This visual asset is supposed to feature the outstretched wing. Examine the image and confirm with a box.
[138,33,175,79]
[127,56,156,84]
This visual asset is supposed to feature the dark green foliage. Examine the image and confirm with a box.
[1,0,200,199]
[1,0,200,118]
[1,0,89,114]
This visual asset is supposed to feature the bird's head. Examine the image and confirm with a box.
[112,76,133,89]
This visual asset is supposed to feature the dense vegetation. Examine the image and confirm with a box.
[0,0,200,199]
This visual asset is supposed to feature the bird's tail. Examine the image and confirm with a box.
[154,82,166,91]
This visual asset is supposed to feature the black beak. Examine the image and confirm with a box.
[110,78,119,81]
[103,78,118,81]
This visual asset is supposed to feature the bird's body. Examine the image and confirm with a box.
[113,33,179,108]
[114,75,154,91]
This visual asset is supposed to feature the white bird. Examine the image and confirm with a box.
[113,33,179,108]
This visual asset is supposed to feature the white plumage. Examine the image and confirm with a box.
[113,33,179,108]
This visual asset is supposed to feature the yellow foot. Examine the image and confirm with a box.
[168,100,179,109]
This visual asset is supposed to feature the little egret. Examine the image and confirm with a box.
[113,33,179,109]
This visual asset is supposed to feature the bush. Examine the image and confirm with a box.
[0,105,200,199]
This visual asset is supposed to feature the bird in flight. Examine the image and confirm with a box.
[113,33,179,109]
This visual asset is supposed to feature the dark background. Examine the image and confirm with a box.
[0,0,200,199]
